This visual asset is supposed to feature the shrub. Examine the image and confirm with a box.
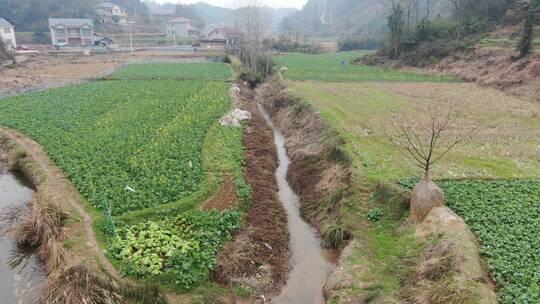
[239,70,263,88]
[266,35,324,54]
[367,208,385,222]
[338,37,382,51]
[32,32,49,44]
[255,55,276,77]
[321,223,351,248]
[400,40,455,66]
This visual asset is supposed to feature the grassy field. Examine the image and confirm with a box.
[288,81,540,180]
[277,51,540,303]
[0,63,247,291]
[273,51,458,82]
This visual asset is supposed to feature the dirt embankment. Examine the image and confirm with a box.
[257,78,351,231]
[0,128,117,278]
[258,77,497,303]
[359,48,540,102]
[406,206,498,303]
[436,49,540,101]
[212,83,291,300]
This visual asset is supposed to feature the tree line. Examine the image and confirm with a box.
[383,0,539,63]
[0,0,148,32]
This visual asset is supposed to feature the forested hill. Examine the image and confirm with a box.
[280,0,387,37]
[280,0,453,37]
[167,2,297,33]
[0,0,147,32]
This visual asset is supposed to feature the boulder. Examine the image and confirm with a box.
[220,109,252,127]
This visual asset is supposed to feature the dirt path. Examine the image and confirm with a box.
[0,127,120,279]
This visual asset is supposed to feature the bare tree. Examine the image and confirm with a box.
[425,0,432,20]
[236,0,261,73]
[416,0,420,23]
[446,0,467,41]
[405,0,414,32]
[390,107,473,223]
[386,0,405,58]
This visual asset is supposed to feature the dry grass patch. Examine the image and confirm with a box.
[289,80,540,180]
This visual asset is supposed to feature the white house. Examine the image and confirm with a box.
[167,17,200,40]
[208,27,244,45]
[0,18,16,50]
[94,2,128,24]
[49,18,95,47]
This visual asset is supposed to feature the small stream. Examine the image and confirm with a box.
[258,105,338,304]
[0,164,45,304]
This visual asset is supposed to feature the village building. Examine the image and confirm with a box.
[166,17,200,40]
[207,27,244,45]
[0,18,16,50]
[49,18,95,47]
[93,2,128,25]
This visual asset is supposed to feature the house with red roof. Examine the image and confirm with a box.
[208,27,245,45]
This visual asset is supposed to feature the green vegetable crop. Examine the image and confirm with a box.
[0,69,231,215]
[400,178,540,304]
[109,210,241,289]
[110,62,231,81]
[0,62,250,291]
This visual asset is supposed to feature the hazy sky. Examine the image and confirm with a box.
[151,0,308,9]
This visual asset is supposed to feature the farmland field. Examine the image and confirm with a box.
[276,51,540,303]
[273,51,458,82]
[400,179,540,304]
[0,62,247,289]
[110,62,231,81]
[0,79,232,215]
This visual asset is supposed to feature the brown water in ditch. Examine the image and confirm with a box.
[258,105,338,304]
[0,164,45,304]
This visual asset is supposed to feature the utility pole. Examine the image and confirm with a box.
[129,21,134,53]
[173,28,176,47]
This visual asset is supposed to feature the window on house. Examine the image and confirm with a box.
[5,39,12,45]
[82,28,92,36]
[84,39,93,45]
[57,39,66,44]
[3,27,10,34]
[55,28,66,35]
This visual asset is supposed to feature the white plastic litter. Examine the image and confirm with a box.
[125,186,136,193]
[219,109,252,127]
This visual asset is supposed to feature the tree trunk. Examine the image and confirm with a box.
[410,173,446,223]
